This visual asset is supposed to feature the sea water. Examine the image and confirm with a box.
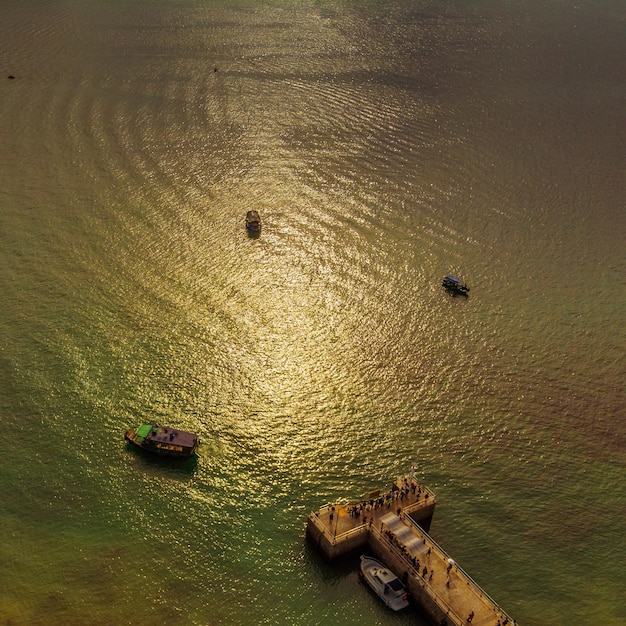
[1,1,624,624]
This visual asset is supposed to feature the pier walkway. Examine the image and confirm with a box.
[308,475,435,543]
[306,475,517,626]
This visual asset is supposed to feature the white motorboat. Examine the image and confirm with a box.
[359,555,409,611]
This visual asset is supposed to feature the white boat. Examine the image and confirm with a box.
[359,555,409,611]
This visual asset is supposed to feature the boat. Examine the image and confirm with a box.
[442,275,470,296]
[359,555,409,611]
[245,210,262,234]
[125,423,199,458]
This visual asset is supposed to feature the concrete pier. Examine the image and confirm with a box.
[306,475,435,561]
[306,476,517,626]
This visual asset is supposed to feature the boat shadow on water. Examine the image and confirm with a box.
[124,443,199,479]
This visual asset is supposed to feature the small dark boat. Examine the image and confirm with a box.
[245,210,262,234]
[125,423,199,458]
[442,275,470,296]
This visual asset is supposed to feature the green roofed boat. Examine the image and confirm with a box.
[125,423,199,458]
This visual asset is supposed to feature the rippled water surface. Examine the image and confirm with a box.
[1,1,625,624]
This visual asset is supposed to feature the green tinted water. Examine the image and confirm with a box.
[1,1,624,624]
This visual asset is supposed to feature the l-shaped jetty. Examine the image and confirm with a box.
[306,474,517,626]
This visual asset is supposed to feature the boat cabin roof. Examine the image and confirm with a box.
[374,568,405,590]
[137,423,198,449]
[443,275,463,284]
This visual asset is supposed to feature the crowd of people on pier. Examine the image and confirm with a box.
[383,528,431,578]
[346,481,428,520]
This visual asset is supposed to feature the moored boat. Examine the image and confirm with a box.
[245,210,262,234]
[125,423,199,458]
[442,275,470,296]
[359,554,409,611]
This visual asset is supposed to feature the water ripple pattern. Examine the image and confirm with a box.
[0,1,625,625]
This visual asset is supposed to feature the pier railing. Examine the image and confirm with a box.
[401,515,515,625]
[307,508,369,545]
[398,515,516,624]
[370,524,467,626]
